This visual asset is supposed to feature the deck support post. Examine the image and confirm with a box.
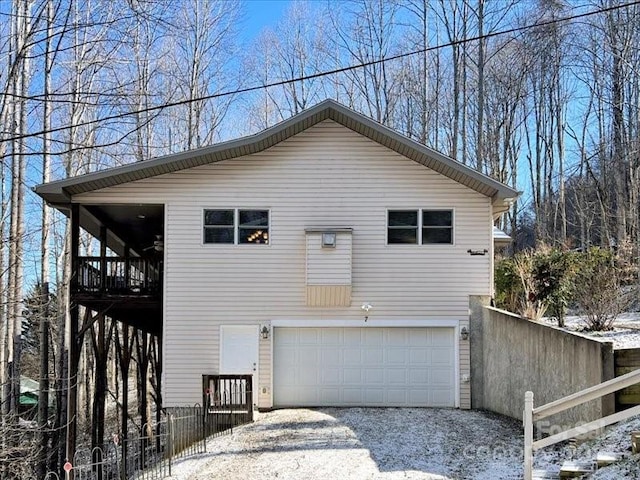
[99,225,107,290]
[124,246,130,291]
[67,204,80,478]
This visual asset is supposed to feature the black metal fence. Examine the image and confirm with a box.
[43,374,255,480]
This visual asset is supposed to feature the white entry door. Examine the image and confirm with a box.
[220,325,259,375]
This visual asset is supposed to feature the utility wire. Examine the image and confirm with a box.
[2,0,640,144]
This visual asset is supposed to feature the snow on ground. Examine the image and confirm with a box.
[168,408,640,479]
[543,312,640,349]
[533,415,640,479]
[169,408,524,480]
[169,314,640,479]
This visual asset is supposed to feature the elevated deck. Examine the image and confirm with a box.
[74,256,162,334]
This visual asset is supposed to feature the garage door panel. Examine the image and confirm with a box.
[431,368,455,385]
[387,328,407,344]
[409,348,429,363]
[364,388,384,404]
[386,347,407,364]
[388,389,407,404]
[344,349,361,364]
[364,329,384,345]
[364,368,384,384]
[432,329,454,343]
[299,329,319,343]
[274,327,455,407]
[321,347,343,365]
[344,368,361,384]
[300,348,319,365]
[276,350,297,368]
[408,368,429,384]
[343,329,362,344]
[409,329,430,345]
[277,328,298,343]
[386,368,407,384]
[321,368,342,384]
[363,348,383,363]
[320,388,340,403]
[432,389,455,406]
[321,329,342,343]
[343,388,362,403]
[431,347,454,365]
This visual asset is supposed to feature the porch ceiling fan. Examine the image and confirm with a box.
[143,234,164,252]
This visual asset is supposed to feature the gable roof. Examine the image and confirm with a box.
[34,99,519,206]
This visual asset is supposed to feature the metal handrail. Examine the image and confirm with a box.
[523,368,640,480]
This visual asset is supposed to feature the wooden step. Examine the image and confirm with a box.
[595,451,620,468]
[632,431,640,454]
[532,467,561,479]
[559,460,596,478]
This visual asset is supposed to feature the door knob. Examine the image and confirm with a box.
[252,362,257,372]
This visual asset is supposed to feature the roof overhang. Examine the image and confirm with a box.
[493,226,513,247]
[35,99,519,206]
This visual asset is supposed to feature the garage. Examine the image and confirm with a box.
[273,327,456,407]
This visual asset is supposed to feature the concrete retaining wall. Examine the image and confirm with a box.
[470,296,615,428]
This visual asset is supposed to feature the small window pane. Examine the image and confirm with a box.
[388,228,418,244]
[239,210,268,227]
[389,210,418,227]
[204,227,234,244]
[239,228,269,244]
[423,210,452,227]
[204,209,233,226]
[422,228,452,244]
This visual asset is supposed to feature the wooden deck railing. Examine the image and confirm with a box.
[202,374,254,424]
[77,256,161,295]
[523,368,640,479]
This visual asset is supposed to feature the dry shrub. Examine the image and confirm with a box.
[513,250,547,321]
[573,247,634,331]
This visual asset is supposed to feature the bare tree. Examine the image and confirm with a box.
[330,0,402,124]
[245,1,329,129]
[166,0,240,149]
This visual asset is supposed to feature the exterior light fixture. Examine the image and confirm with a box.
[361,303,373,322]
[460,326,469,341]
[322,232,337,248]
[260,325,270,340]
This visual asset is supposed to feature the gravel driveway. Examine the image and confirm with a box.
[170,408,523,479]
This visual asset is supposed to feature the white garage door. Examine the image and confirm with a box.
[273,327,456,407]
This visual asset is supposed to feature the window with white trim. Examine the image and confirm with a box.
[204,209,269,244]
[387,209,453,244]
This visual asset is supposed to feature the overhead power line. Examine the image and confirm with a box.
[3,0,640,144]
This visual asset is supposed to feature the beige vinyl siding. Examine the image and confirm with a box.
[306,232,352,285]
[75,120,492,408]
[306,231,352,306]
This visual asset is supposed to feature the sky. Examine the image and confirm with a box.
[242,0,292,40]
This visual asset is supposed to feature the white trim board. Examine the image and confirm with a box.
[270,319,461,328]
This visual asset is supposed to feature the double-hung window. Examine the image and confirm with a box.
[422,210,453,244]
[387,210,419,244]
[204,209,269,245]
[387,209,453,245]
